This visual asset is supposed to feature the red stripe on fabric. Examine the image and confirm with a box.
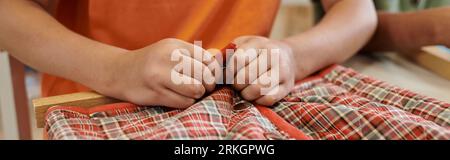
[255,105,311,140]
[46,103,139,116]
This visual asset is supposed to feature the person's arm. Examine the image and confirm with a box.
[284,0,378,79]
[0,0,214,108]
[0,0,126,91]
[364,7,450,55]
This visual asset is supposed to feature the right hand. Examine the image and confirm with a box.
[98,38,219,108]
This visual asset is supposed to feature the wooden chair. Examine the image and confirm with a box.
[0,51,31,139]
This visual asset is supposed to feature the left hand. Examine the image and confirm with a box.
[227,36,296,106]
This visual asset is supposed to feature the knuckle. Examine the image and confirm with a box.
[234,36,251,43]
[240,90,253,101]
[257,36,270,41]
[244,71,254,84]
[233,83,246,91]
[259,96,276,106]
[250,84,262,94]
[182,49,193,57]
[243,36,267,41]
[203,51,213,59]
[249,36,269,43]
[161,38,179,43]
[179,98,195,108]
[235,52,247,60]
[265,43,280,49]
[190,85,205,98]
[205,84,215,92]
[240,85,261,100]
[204,76,217,87]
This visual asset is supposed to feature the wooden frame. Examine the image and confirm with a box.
[413,45,450,80]
[33,92,121,128]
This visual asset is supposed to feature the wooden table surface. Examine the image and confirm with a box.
[344,52,450,103]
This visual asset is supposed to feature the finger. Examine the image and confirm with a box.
[225,42,260,84]
[233,36,254,45]
[240,70,279,101]
[163,71,206,99]
[158,88,196,108]
[206,48,222,68]
[178,42,215,66]
[233,36,269,46]
[233,51,271,91]
[177,54,215,92]
[207,48,222,57]
[227,41,261,76]
[206,48,223,85]
[255,84,290,106]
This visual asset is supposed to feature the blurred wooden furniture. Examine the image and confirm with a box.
[0,51,31,139]
[271,0,314,39]
[345,52,450,103]
[413,46,450,80]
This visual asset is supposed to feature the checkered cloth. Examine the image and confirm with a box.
[45,65,450,140]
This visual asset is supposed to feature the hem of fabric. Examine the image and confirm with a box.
[255,106,311,140]
[44,103,140,140]
[45,103,139,116]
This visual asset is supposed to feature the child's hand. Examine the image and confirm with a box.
[101,38,218,108]
[227,36,296,106]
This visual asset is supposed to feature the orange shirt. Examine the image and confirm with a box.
[42,0,280,97]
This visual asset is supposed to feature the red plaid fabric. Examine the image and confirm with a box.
[44,65,450,140]
[273,65,450,140]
